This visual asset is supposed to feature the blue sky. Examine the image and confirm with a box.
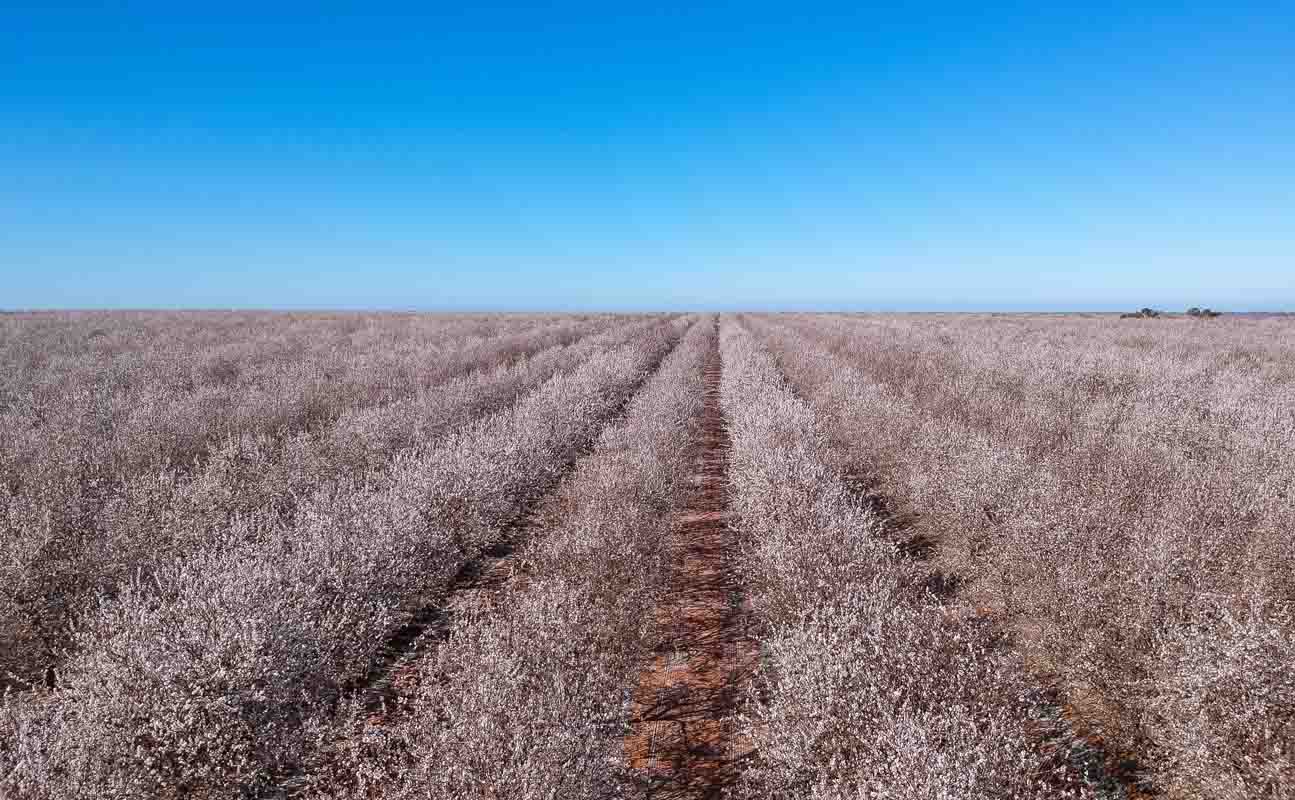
[2,2,1292,310]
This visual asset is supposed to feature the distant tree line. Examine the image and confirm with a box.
[1120,307,1222,319]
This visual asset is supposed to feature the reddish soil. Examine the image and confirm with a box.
[623,342,757,799]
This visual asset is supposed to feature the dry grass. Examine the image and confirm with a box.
[2,310,1290,799]
[297,317,715,800]
[0,312,629,690]
[748,311,1295,799]
[720,317,1094,799]
[0,312,683,798]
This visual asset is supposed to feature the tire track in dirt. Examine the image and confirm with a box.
[623,335,757,799]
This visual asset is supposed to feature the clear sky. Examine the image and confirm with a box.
[2,2,1292,311]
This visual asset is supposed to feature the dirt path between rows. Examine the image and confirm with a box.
[623,337,757,799]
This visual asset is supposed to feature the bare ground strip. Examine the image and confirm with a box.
[623,337,757,799]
